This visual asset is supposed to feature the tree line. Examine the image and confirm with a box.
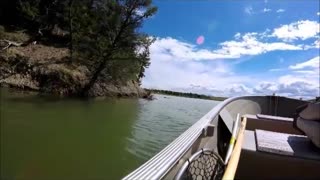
[0,0,157,96]
[146,89,227,101]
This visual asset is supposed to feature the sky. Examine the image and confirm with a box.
[140,0,320,99]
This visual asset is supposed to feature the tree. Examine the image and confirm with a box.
[14,0,70,41]
[1,0,157,97]
[73,0,157,96]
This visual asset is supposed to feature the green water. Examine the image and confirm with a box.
[0,88,220,180]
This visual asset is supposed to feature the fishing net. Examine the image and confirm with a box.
[176,149,225,180]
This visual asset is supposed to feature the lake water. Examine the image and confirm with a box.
[0,88,220,180]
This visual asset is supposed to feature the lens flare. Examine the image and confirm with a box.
[196,36,205,45]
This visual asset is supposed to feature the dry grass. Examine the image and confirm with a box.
[5,48,25,57]
[0,26,31,42]
[45,63,88,82]
[14,44,70,62]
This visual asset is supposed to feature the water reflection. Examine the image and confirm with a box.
[126,94,219,163]
[1,88,219,179]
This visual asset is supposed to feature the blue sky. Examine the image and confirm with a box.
[141,0,320,98]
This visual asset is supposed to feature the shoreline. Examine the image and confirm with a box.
[146,89,227,101]
[0,44,147,98]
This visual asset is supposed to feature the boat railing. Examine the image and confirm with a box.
[122,96,248,180]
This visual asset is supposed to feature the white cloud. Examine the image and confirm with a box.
[317,12,320,16]
[314,39,320,48]
[143,36,319,98]
[234,32,241,40]
[301,39,320,50]
[143,37,256,95]
[278,77,319,97]
[267,56,319,98]
[294,70,317,75]
[269,68,284,72]
[150,35,304,63]
[263,8,272,13]
[269,56,320,75]
[276,9,285,13]
[214,33,302,57]
[253,80,319,99]
[289,56,319,70]
[135,9,145,16]
[228,84,253,95]
[143,57,320,98]
[253,82,278,94]
[135,8,155,19]
[142,20,320,98]
[271,20,320,41]
[253,67,319,99]
[142,50,249,92]
[150,37,235,61]
[244,6,254,15]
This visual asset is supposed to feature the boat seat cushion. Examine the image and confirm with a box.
[255,129,320,160]
[299,102,320,121]
[293,102,320,148]
[296,117,320,148]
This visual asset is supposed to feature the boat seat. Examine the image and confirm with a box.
[256,114,293,122]
[255,129,320,161]
[245,114,302,135]
[242,130,256,151]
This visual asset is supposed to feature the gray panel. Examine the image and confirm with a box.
[242,130,256,151]
[219,108,234,133]
[256,129,320,160]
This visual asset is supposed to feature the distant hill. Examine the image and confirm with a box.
[145,89,227,101]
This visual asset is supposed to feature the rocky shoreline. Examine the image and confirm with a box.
[0,45,147,98]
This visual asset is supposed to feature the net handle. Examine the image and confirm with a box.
[222,116,247,180]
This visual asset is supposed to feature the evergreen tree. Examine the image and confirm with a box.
[74,0,157,96]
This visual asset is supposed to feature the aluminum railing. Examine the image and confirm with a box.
[122,96,248,180]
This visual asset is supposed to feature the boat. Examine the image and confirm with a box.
[123,96,320,180]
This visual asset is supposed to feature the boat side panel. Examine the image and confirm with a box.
[237,150,320,179]
[275,97,307,117]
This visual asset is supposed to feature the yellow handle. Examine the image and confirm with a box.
[222,116,247,180]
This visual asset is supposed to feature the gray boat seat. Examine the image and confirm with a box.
[255,129,320,161]
[242,130,256,151]
[245,114,302,135]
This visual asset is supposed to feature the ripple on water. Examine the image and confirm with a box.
[126,94,220,162]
